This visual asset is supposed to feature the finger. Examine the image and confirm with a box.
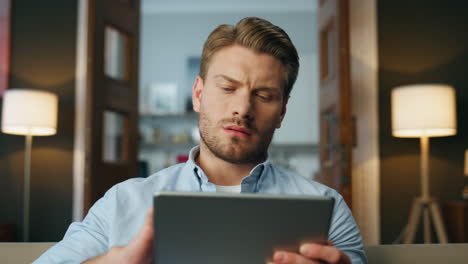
[299,244,342,264]
[273,251,322,264]
[299,244,341,263]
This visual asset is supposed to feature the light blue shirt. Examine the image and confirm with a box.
[35,147,367,263]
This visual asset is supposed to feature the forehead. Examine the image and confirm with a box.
[206,45,285,88]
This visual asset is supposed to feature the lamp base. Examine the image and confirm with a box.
[402,197,448,244]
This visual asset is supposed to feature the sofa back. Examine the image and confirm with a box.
[0,242,55,263]
[1,242,468,263]
[365,243,468,264]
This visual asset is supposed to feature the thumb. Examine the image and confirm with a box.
[126,207,154,260]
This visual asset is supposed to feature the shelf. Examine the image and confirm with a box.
[140,142,196,151]
[140,112,198,118]
[269,143,318,153]
[140,142,318,153]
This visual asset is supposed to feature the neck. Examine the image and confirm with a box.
[196,144,264,186]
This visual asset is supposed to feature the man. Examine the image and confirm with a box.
[35,17,366,264]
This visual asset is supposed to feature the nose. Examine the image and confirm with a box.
[232,91,254,120]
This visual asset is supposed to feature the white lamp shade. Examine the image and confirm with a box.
[391,84,457,138]
[1,89,58,136]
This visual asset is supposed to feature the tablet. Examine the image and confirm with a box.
[153,192,334,264]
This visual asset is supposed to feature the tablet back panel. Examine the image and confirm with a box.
[154,192,334,264]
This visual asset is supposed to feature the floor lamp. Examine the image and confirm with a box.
[464,150,468,199]
[1,89,58,242]
[392,84,457,244]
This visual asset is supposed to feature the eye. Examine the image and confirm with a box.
[220,86,235,93]
[255,92,273,102]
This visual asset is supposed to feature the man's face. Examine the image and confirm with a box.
[192,45,288,164]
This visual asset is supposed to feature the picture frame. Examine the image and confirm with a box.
[0,0,11,97]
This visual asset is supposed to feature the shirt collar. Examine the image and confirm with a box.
[186,145,271,192]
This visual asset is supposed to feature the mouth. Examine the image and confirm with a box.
[223,125,252,138]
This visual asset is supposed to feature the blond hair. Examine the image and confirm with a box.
[199,17,299,97]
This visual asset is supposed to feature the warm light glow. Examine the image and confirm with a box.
[391,84,457,138]
[1,89,58,136]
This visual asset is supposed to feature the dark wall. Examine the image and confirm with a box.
[378,0,468,243]
[0,0,77,241]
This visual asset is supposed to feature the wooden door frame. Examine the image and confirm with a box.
[73,0,89,221]
[73,0,140,220]
[318,0,381,245]
[348,0,380,245]
[317,0,353,207]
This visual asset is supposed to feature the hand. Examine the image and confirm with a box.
[83,208,154,264]
[268,241,351,264]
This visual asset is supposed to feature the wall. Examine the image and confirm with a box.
[378,0,468,243]
[0,0,77,241]
[139,12,317,113]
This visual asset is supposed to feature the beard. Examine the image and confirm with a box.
[198,110,276,164]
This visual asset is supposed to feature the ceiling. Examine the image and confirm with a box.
[142,0,316,13]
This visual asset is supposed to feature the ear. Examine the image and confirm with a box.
[276,95,290,128]
[192,76,204,112]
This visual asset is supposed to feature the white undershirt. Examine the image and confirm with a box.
[194,168,242,193]
[215,184,242,193]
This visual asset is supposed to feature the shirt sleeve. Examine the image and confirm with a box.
[328,192,368,264]
[33,186,117,263]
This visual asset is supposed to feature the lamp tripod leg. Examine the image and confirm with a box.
[23,134,32,242]
[423,206,432,243]
[429,201,448,243]
[404,198,422,244]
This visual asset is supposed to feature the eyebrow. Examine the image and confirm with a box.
[214,74,281,93]
[214,74,242,85]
